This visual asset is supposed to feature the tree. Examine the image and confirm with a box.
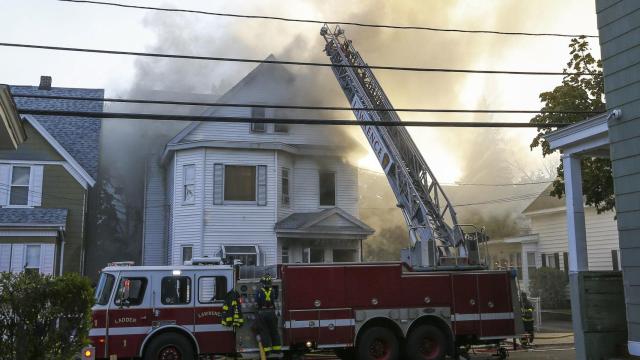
[530,36,614,213]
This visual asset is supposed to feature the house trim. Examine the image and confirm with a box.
[522,206,567,216]
[22,115,95,187]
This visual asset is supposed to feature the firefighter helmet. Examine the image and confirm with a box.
[260,274,273,286]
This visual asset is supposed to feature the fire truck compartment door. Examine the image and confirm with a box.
[287,310,319,345]
[477,273,514,338]
[451,274,480,336]
[318,308,354,346]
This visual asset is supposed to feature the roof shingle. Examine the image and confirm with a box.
[0,208,68,227]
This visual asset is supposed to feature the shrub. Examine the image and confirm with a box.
[0,271,94,360]
[529,267,569,309]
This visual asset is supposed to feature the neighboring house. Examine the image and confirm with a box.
[143,58,373,266]
[503,185,620,291]
[0,76,102,275]
[0,85,26,150]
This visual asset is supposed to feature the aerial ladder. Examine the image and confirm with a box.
[321,25,487,269]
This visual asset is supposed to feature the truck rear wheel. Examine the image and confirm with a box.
[356,326,399,360]
[406,325,446,360]
[143,332,195,360]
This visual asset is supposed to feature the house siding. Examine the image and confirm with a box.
[529,207,620,271]
[0,124,64,162]
[142,156,167,265]
[597,0,640,347]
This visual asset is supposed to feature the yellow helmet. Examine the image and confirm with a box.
[260,274,273,286]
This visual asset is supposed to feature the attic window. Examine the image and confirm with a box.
[251,107,266,132]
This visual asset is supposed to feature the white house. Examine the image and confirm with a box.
[142,59,373,266]
[505,184,620,291]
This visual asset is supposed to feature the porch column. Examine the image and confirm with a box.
[562,154,588,359]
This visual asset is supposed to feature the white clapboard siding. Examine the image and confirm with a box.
[10,244,24,273]
[143,156,167,265]
[170,149,205,265]
[28,165,44,207]
[0,244,11,272]
[530,207,620,271]
[40,244,55,275]
[166,158,175,265]
[0,164,10,206]
[201,148,278,265]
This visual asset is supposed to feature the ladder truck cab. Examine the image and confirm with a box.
[85,260,522,360]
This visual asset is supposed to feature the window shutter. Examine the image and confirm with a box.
[0,244,11,272]
[213,164,224,205]
[28,165,44,206]
[0,164,10,206]
[257,165,267,206]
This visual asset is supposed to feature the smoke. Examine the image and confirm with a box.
[87,0,588,269]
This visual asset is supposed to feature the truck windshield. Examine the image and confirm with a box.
[95,272,115,305]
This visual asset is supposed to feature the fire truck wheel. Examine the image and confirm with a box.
[405,325,446,360]
[356,327,399,360]
[143,333,195,360]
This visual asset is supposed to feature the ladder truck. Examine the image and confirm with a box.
[320,24,484,270]
[79,26,524,360]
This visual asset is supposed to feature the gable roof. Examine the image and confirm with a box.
[10,85,103,180]
[522,184,565,214]
[276,207,374,239]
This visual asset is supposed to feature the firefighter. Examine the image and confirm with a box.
[521,292,535,345]
[221,289,244,328]
[255,274,281,354]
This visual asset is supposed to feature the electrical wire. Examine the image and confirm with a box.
[17,108,570,128]
[0,42,597,76]
[57,0,599,39]
[9,93,600,115]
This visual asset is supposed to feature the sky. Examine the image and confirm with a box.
[0,0,600,184]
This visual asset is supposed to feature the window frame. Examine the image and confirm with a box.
[161,276,192,306]
[181,245,193,264]
[182,164,196,205]
[319,171,336,207]
[281,246,289,264]
[9,165,31,207]
[223,165,257,203]
[94,272,116,306]
[281,168,290,207]
[250,107,266,133]
[24,244,41,273]
[198,276,228,304]
[222,245,260,266]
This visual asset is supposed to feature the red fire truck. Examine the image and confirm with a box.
[83,260,522,359]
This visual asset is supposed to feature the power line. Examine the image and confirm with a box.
[17,108,570,128]
[454,193,541,207]
[57,0,599,39]
[0,42,597,76]
[451,180,552,187]
[10,93,600,115]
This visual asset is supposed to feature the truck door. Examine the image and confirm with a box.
[155,271,195,335]
[477,273,514,338]
[107,273,152,358]
[194,271,235,353]
[451,273,480,336]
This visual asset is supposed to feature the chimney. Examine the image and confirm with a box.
[38,76,52,90]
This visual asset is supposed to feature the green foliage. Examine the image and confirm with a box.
[529,267,569,309]
[0,271,94,360]
[530,36,614,213]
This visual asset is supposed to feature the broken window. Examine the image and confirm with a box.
[183,164,195,204]
[319,171,335,206]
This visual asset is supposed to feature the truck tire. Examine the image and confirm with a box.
[356,326,399,360]
[143,332,195,360]
[405,325,447,360]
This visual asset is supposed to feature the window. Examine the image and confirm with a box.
[333,249,357,263]
[526,252,537,277]
[319,172,335,206]
[222,245,258,266]
[94,273,116,305]
[224,165,256,201]
[274,123,288,133]
[24,244,40,273]
[182,246,193,264]
[10,166,30,206]
[612,249,620,270]
[198,276,228,303]
[310,248,325,263]
[282,168,290,206]
[281,246,289,264]
[251,107,266,132]
[114,277,147,306]
[161,276,191,305]
[302,248,310,263]
[183,164,195,204]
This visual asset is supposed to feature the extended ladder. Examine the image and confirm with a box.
[321,25,484,269]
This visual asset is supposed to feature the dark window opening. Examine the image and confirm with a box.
[319,172,335,206]
[224,165,256,201]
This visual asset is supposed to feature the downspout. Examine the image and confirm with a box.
[58,227,65,276]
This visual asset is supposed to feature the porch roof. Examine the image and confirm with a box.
[275,207,374,240]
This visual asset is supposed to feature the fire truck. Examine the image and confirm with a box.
[84,260,521,360]
[81,25,524,359]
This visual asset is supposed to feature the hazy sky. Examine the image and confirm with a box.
[1,0,600,183]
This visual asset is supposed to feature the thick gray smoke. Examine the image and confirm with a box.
[88,1,582,270]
